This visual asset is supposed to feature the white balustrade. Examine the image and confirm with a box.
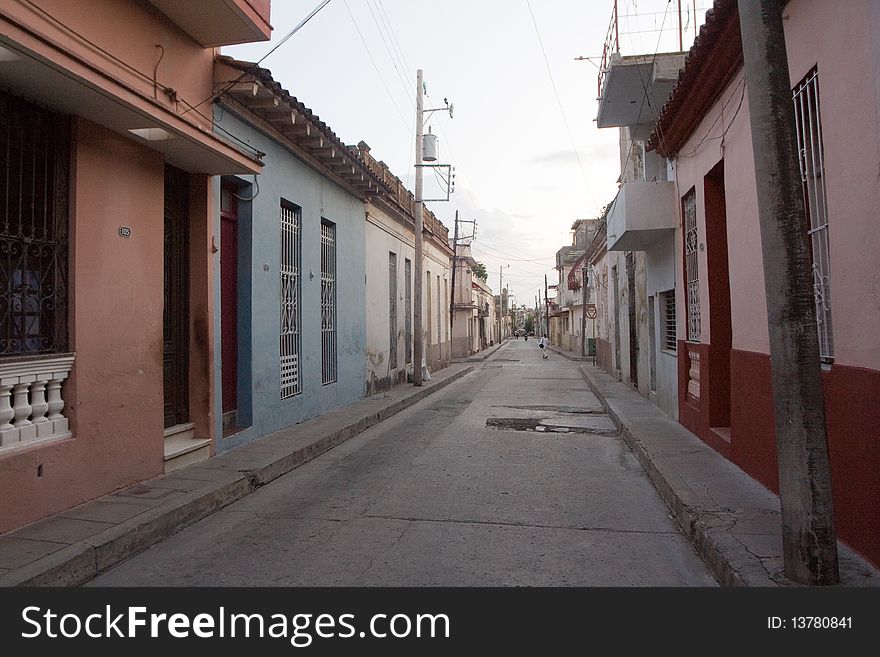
[0,354,74,451]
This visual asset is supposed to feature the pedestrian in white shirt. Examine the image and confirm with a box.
[538,334,549,359]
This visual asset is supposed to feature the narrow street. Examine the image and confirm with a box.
[91,340,715,586]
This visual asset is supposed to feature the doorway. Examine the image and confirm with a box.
[163,165,190,429]
[626,252,639,388]
[612,265,620,376]
[220,183,239,433]
[705,160,732,437]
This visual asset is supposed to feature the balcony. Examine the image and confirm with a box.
[606,181,676,251]
[148,0,271,47]
[596,53,685,129]
[0,354,75,452]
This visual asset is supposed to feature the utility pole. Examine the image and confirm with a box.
[738,0,838,585]
[449,210,459,339]
[412,69,425,386]
[497,264,508,344]
[581,265,588,358]
[544,274,550,338]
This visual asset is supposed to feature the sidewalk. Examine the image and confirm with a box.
[0,364,474,587]
[452,340,507,363]
[578,364,880,586]
[546,342,591,362]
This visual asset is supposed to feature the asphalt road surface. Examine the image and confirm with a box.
[91,339,716,586]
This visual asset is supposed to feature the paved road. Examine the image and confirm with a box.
[91,340,716,586]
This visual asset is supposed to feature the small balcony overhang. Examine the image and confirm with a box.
[0,37,261,175]
[596,52,686,129]
[607,181,677,251]
[147,0,271,47]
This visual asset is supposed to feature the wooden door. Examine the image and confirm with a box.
[163,165,190,428]
[626,252,639,388]
[220,184,238,418]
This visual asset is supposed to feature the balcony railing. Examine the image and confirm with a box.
[0,354,74,452]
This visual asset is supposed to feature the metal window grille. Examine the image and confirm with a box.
[404,258,412,364]
[683,190,701,342]
[320,220,337,384]
[389,252,397,371]
[793,68,833,360]
[661,290,677,352]
[0,92,69,356]
[280,200,302,398]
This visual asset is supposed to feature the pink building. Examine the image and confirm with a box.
[650,0,880,566]
[0,1,270,533]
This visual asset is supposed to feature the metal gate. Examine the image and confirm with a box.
[320,220,337,385]
[280,200,301,399]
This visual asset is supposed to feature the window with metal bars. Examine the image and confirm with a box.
[683,189,701,342]
[280,200,302,399]
[404,258,412,364]
[660,290,677,353]
[389,252,397,371]
[320,220,337,385]
[0,91,69,357]
[793,68,833,361]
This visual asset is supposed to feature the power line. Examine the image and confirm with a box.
[525,0,598,210]
[342,0,413,133]
[473,240,556,263]
[364,0,415,107]
[376,0,415,80]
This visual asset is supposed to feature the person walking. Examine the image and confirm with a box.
[539,334,549,359]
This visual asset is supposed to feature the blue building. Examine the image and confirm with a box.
[211,57,388,451]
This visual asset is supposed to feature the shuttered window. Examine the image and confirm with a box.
[660,290,676,353]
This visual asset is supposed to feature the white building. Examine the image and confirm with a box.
[451,242,495,357]
[359,143,453,394]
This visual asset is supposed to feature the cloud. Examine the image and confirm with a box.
[528,142,619,167]
[529,150,579,166]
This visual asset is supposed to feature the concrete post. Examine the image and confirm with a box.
[413,69,424,386]
[738,0,838,584]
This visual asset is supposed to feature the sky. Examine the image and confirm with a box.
[225,0,708,306]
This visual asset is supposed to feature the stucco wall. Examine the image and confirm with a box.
[646,233,678,418]
[364,202,451,393]
[0,118,165,532]
[4,0,215,124]
[213,110,366,453]
[784,0,880,370]
[673,68,764,353]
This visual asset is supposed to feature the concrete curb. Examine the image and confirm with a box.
[1,365,474,587]
[576,365,776,586]
[577,365,880,587]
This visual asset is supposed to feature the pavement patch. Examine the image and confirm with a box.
[486,417,617,436]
